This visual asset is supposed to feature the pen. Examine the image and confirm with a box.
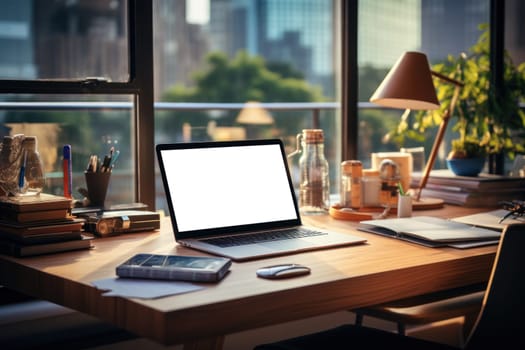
[101,155,111,173]
[86,155,98,172]
[63,145,72,198]
[92,155,98,172]
[18,150,27,192]
[108,150,120,170]
[86,155,93,172]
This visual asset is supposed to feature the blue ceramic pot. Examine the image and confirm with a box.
[446,157,485,176]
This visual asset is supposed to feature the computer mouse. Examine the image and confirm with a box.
[256,264,311,279]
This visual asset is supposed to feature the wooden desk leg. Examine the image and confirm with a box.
[183,336,225,350]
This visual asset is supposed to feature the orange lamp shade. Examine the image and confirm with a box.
[370,51,440,110]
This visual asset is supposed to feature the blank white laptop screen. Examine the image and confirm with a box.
[160,143,299,232]
[157,139,367,261]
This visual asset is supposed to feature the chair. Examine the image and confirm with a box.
[353,283,485,336]
[254,223,525,349]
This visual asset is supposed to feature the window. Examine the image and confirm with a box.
[505,0,525,68]
[0,0,129,81]
[0,0,155,208]
[1,1,522,211]
[152,0,341,212]
[1,95,136,204]
[357,0,491,169]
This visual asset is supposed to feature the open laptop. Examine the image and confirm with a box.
[156,139,366,261]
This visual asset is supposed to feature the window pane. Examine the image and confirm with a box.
[0,95,135,206]
[358,0,490,169]
[505,0,525,76]
[0,0,128,81]
[153,0,341,210]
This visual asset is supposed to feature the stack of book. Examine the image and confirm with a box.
[0,193,93,257]
[412,169,525,207]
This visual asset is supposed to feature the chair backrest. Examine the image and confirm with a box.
[465,223,525,349]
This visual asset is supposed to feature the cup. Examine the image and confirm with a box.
[397,195,413,218]
[401,147,425,174]
[84,171,111,207]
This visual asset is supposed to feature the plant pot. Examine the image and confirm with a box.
[446,157,485,177]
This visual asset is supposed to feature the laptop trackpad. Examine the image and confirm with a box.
[260,240,312,250]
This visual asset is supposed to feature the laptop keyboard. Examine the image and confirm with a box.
[201,228,327,248]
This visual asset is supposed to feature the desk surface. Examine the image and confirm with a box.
[0,206,497,348]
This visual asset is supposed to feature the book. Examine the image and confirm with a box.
[420,187,525,207]
[451,209,525,231]
[0,231,83,245]
[0,208,70,223]
[80,210,161,236]
[358,216,501,248]
[116,254,232,282]
[411,169,525,191]
[0,218,85,237]
[0,234,94,257]
[71,202,149,216]
[0,193,72,212]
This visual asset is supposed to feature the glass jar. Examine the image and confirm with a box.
[289,129,330,215]
[340,160,362,209]
[20,136,45,194]
[362,168,381,207]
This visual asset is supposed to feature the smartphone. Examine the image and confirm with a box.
[116,253,232,282]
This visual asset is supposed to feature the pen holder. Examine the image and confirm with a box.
[85,171,111,207]
[397,195,413,218]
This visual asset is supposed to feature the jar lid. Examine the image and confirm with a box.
[363,168,380,177]
[341,160,362,176]
[302,129,324,143]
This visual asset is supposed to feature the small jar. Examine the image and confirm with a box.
[20,136,45,194]
[340,160,362,209]
[362,168,381,207]
[379,159,400,207]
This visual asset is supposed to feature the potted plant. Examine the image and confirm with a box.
[389,25,525,176]
[446,137,486,176]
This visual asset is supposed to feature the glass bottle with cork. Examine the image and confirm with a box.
[288,129,330,215]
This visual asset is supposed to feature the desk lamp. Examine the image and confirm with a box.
[370,51,463,205]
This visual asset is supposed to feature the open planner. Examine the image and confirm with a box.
[358,216,501,249]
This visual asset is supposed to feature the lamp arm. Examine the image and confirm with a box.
[416,83,461,201]
[431,70,464,87]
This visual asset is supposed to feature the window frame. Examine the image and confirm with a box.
[348,0,508,173]
[0,0,155,209]
[0,0,510,209]
[341,0,358,161]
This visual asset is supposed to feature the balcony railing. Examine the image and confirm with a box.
[0,101,344,210]
[2,101,524,210]
[0,101,341,128]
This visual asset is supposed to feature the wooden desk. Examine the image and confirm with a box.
[0,206,497,349]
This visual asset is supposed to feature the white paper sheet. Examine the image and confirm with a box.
[91,277,204,299]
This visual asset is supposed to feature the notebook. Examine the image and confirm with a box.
[156,139,366,261]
